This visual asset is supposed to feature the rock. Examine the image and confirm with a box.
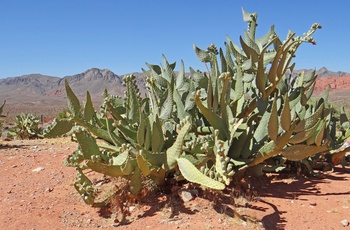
[45,187,54,192]
[309,202,317,206]
[177,189,194,202]
[32,167,44,172]
[340,219,349,227]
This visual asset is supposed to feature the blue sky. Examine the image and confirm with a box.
[0,1,349,78]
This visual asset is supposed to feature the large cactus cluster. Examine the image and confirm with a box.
[45,9,350,205]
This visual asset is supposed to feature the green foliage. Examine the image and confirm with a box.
[45,9,350,206]
[57,108,71,119]
[7,113,43,139]
[0,101,6,137]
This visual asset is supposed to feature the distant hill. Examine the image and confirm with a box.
[0,74,60,98]
[59,68,124,97]
[292,67,349,78]
[0,68,146,117]
[0,67,348,118]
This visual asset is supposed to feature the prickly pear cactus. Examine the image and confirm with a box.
[190,9,349,179]
[0,101,5,138]
[45,72,225,204]
[44,8,350,206]
[8,113,42,139]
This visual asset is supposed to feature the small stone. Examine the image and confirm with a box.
[11,165,17,168]
[32,167,44,172]
[340,219,349,227]
[309,202,317,206]
[45,187,54,192]
[129,206,136,212]
[178,189,194,202]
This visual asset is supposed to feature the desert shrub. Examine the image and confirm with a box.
[0,101,6,137]
[45,9,350,206]
[7,113,43,139]
[58,108,71,119]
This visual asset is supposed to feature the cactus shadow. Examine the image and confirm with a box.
[148,193,199,219]
[257,167,350,200]
[249,166,350,229]
[0,143,31,150]
[259,199,287,230]
[103,187,199,225]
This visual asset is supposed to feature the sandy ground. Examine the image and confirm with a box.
[1,137,350,230]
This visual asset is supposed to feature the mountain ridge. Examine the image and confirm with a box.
[0,67,348,118]
[292,67,349,78]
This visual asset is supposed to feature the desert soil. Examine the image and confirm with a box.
[1,137,350,230]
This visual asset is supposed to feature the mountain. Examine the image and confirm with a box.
[0,67,348,118]
[291,67,349,78]
[59,68,124,97]
[0,68,146,118]
[316,67,349,78]
[45,68,126,99]
[0,74,60,97]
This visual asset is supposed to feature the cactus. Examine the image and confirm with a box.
[44,9,350,206]
[45,71,225,205]
[0,101,6,137]
[188,9,350,178]
[7,113,43,139]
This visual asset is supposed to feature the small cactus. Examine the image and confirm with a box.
[7,113,43,139]
[0,101,6,138]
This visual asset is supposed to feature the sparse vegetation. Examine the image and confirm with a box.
[7,113,43,139]
[57,108,71,119]
[0,100,6,137]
